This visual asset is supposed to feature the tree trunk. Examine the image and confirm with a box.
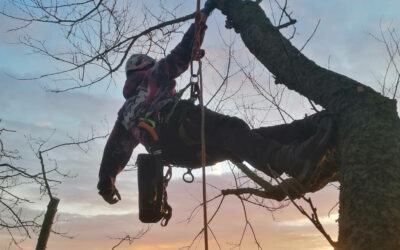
[215,1,400,249]
[36,197,59,250]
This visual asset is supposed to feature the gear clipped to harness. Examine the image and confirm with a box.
[137,154,172,226]
[190,60,201,101]
[183,168,195,183]
[137,121,172,226]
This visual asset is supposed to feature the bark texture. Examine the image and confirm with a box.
[215,1,400,249]
[36,197,59,250]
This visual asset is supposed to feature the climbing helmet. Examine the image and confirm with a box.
[125,54,155,73]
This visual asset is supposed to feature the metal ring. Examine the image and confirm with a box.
[161,217,168,227]
[183,169,194,183]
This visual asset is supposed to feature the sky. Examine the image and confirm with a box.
[1,0,400,249]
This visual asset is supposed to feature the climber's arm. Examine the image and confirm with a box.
[152,1,216,81]
[97,121,138,204]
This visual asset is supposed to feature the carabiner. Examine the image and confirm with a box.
[164,165,172,182]
[160,201,172,227]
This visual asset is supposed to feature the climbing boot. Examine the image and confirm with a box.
[271,113,335,185]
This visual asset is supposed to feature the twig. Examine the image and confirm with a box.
[308,98,320,113]
[38,151,53,199]
[41,134,108,153]
[111,226,150,250]
[11,11,197,93]
[267,166,338,248]
[393,73,400,99]
[300,19,321,51]
[276,19,297,29]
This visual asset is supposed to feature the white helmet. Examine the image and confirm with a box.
[125,54,155,73]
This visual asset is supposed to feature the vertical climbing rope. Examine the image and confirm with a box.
[191,0,209,249]
[199,59,209,250]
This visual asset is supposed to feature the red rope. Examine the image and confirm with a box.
[199,60,208,250]
[191,1,209,249]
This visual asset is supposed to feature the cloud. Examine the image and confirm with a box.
[0,62,338,249]
[59,174,338,250]
[1,1,398,249]
[0,68,129,217]
[282,0,400,89]
[278,213,338,227]
[1,169,339,250]
[0,71,123,128]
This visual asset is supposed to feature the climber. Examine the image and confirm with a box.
[97,0,334,205]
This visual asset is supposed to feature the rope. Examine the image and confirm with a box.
[199,60,208,250]
[191,0,209,249]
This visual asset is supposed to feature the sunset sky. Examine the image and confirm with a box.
[1,0,400,249]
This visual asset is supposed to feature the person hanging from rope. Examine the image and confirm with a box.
[97,0,334,210]
[97,0,216,206]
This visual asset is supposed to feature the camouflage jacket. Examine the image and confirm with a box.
[118,22,206,148]
[97,22,206,194]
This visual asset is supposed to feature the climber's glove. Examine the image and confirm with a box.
[99,188,121,204]
[192,49,205,61]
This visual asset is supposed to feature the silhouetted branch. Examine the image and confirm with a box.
[267,165,338,248]
[3,0,197,92]
[110,226,150,250]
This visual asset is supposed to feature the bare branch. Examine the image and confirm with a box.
[300,19,321,52]
[110,226,150,250]
[267,166,338,248]
[8,8,197,92]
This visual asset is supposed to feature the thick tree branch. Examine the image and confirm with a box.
[215,0,395,113]
[213,1,400,249]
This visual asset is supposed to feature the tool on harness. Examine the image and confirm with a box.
[137,121,172,226]
[161,165,172,226]
[190,61,201,100]
[183,168,195,183]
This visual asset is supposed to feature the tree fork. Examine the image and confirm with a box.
[214,0,400,249]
